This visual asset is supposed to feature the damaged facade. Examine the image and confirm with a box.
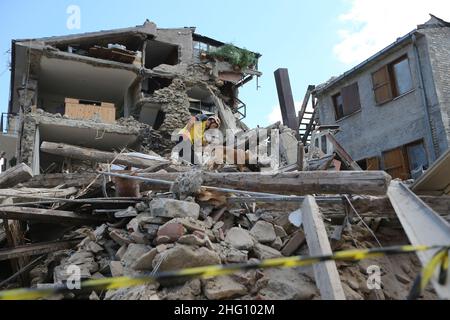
[313,15,450,180]
[0,17,449,302]
[1,20,261,174]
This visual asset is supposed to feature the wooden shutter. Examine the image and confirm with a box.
[366,157,380,171]
[341,82,361,116]
[372,65,393,105]
[383,147,409,180]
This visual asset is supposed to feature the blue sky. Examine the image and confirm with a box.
[1,0,448,128]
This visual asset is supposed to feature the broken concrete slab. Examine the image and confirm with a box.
[152,245,221,272]
[258,268,318,300]
[132,248,158,271]
[156,222,187,243]
[150,198,200,220]
[225,227,254,250]
[252,243,282,260]
[121,244,151,268]
[281,230,306,256]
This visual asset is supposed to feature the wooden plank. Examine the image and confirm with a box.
[0,163,33,188]
[65,102,116,124]
[0,187,78,200]
[139,171,392,196]
[0,207,109,225]
[301,196,346,300]
[366,157,380,171]
[274,68,298,133]
[281,230,306,256]
[325,133,362,171]
[23,173,98,188]
[412,149,450,196]
[41,142,169,169]
[297,142,304,171]
[0,239,82,261]
[2,198,28,284]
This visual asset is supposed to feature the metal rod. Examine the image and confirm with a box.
[0,255,45,287]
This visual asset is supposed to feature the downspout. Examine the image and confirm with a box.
[411,34,440,162]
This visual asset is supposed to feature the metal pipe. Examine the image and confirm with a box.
[412,34,440,162]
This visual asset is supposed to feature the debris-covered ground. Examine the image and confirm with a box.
[0,166,439,300]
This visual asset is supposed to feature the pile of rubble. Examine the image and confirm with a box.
[0,162,439,300]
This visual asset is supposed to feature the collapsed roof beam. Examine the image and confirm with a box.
[274,68,299,136]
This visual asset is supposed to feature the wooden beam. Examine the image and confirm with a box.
[0,207,109,225]
[0,239,82,261]
[274,68,299,133]
[0,163,33,188]
[0,187,78,201]
[139,171,392,196]
[297,142,304,171]
[301,196,346,300]
[40,142,169,169]
[2,198,29,284]
[23,173,98,188]
[325,133,362,171]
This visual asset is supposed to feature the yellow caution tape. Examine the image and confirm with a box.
[0,244,448,300]
[408,248,450,300]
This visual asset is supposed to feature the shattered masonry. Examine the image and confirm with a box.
[0,17,449,301]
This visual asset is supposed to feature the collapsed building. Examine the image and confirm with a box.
[0,18,449,301]
[0,20,261,174]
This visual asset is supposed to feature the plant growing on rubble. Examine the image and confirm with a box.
[208,44,257,70]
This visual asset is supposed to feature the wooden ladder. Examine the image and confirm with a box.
[297,85,317,145]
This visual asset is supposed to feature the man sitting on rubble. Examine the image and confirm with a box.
[175,114,221,164]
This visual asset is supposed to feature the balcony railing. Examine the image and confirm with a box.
[1,113,19,135]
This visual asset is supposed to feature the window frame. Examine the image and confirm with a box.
[332,92,344,121]
[389,56,414,97]
[372,55,414,105]
[332,81,361,121]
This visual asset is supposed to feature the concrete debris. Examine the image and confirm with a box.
[150,198,200,220]
[152,245,221,272]
[0,19,442,302]
[225,227,254,250]
[250,221,277,244]
[203,276,248,300]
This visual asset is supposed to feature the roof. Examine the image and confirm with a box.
[313,14,450,95]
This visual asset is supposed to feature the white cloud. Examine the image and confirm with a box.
[334,0,450,65]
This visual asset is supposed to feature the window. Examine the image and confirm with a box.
[332,82,361,120]
[392,58,413,96]
[382,140,428,180]
[332,93,344,120]
[372,55,413,105]
[406,141,428,172]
